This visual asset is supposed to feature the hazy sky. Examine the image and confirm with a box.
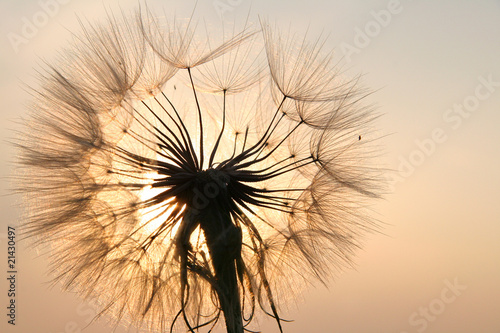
[1,1,499,332]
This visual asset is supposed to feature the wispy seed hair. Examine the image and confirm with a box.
[14,7,384,333]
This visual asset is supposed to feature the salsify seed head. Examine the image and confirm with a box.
[15,7,384,333]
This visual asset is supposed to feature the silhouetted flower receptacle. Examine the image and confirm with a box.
[16,9,383,333]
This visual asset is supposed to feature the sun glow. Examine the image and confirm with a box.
[137,172,210,260]
[138,183,177,235]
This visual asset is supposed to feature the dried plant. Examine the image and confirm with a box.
[14,7,383,333]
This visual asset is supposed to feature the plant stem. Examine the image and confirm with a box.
[199,205,244,333]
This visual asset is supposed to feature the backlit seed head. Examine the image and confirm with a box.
[14,8,384,333]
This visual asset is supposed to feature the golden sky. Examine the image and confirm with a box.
[1,0,499,332]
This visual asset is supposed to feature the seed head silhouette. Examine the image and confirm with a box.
[15,8,383,333]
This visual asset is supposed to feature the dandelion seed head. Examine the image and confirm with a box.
[15,7,384,333]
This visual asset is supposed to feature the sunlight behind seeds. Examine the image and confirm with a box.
[14,7,384,333]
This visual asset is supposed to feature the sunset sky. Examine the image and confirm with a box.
[1,1,499,332]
